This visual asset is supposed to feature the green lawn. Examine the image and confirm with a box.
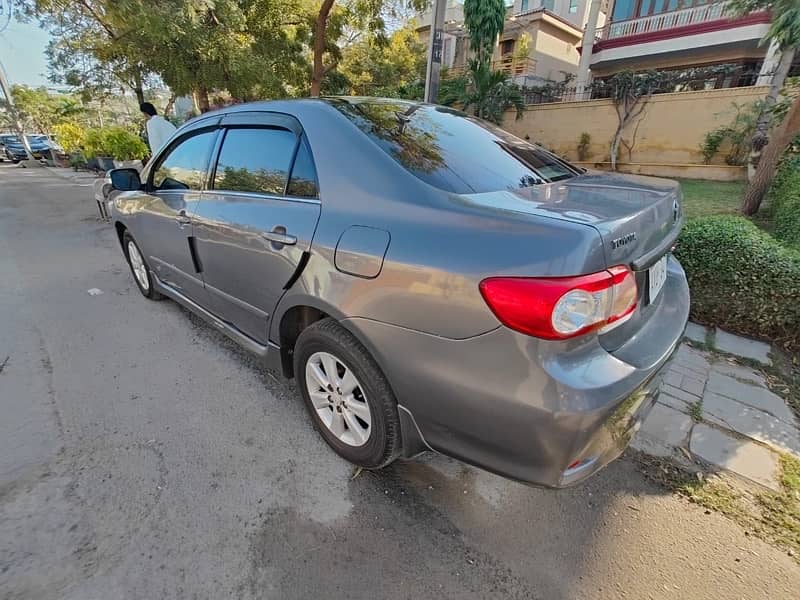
[677,179,744,219]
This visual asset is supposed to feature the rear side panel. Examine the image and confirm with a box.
[341,256,689,487]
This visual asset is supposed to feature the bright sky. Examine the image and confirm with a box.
[0,18,51,88]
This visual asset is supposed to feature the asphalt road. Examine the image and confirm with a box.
[1,163,798,600]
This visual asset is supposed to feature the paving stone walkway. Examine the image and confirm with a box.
[632,324,798,491]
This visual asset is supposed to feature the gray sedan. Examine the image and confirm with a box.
[109,98,689,487]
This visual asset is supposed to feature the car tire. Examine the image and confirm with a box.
[294,318,402,469]
[122,231,163,300]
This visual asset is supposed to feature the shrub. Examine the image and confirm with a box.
[51,121,85,153]
[768,154,800,249]
[83,126,148,161]
[699,101,761,165]
[577,132,591,161]
[675,216,800,351]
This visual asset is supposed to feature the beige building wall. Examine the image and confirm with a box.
[501,86,769,180]
[532,22,583,79]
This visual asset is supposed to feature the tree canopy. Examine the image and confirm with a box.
[463,0,506,66]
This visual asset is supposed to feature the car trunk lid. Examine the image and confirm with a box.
[461,171,684,351]
[463,171,682,270]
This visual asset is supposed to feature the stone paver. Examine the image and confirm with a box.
[663,370,683,388]
[684,321,709,344]
[657,391,693,414]
[711,362,767,387]
[680,373,706,397]
[634,339,800,487]
[632,403,693,457]
[702,391,800,458]
[714,329,772,366]
[706,372,796,424]
[690,424,780,491]
[673,344,711,374]
[661,383,701,405]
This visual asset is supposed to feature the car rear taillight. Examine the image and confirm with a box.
[479,266,637,340]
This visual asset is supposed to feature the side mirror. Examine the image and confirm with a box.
[109,168,142,191]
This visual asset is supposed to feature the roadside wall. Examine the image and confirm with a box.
[502,86,770,180]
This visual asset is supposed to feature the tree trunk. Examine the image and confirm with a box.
[164,93,177,118]
[133,69,145,105]
[747,47,796,180]
[742,95,800,215]
[610,125,623,171]
[310,0,336,97]
[194,87,211,113]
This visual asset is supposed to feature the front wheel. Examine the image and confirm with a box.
[122,231,162,300]
[294,319,402,469]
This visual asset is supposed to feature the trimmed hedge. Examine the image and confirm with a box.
[675,215,800,351]
[769,154,800,249]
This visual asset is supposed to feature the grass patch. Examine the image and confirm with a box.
[678,179,744,220]
[679,478,749,519]
[780,454,800,493]
[688,401,703,423]
[754,455,800,555]
[635,451,800,561]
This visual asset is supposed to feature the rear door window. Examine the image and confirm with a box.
[213,127,298,196]
[330,99,581,194]
[286,137,319,198]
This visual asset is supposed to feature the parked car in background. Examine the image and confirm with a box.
[0,134,51,162]
[33,134,64,154]
[108,98,689,488]
[0,134,19,162]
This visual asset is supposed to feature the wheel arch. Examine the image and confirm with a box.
[274,297,427,459]
[272,295,384,379]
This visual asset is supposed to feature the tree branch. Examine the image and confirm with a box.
[77,0,117,39]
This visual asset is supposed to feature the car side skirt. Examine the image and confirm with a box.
[152,271,270,359]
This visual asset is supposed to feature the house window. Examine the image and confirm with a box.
[500,39,515,56]
[521,0,529,10]
[612,0,636,20]
[541,0,555,10]
[569,0,578,12]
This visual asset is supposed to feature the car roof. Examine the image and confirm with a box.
[180,96,426,128]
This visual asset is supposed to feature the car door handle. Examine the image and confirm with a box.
[262,228,297,246]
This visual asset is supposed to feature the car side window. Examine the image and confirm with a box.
[213,127,297,196]
[286,137,319,198]
[151,130,217,191]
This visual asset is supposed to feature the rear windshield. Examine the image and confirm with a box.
[329,99,581,194]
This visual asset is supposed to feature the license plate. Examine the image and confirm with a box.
[648,255,668,303]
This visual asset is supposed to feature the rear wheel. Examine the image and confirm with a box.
[294,319,401,469]
[122,231,162,300]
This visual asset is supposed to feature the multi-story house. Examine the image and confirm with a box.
[416,1,607,84]
[577,0,799,92]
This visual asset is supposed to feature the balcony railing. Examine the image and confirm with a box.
[443,57,537,79]
[596,2,728,41]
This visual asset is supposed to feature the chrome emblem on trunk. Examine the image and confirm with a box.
[611,232,637,250]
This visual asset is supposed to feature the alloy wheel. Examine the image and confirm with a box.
[305,351,372,447]
[127,240,150,291]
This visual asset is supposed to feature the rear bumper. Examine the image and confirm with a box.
[344,256,689,488]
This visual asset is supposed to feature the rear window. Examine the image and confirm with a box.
[329,99,580,194]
